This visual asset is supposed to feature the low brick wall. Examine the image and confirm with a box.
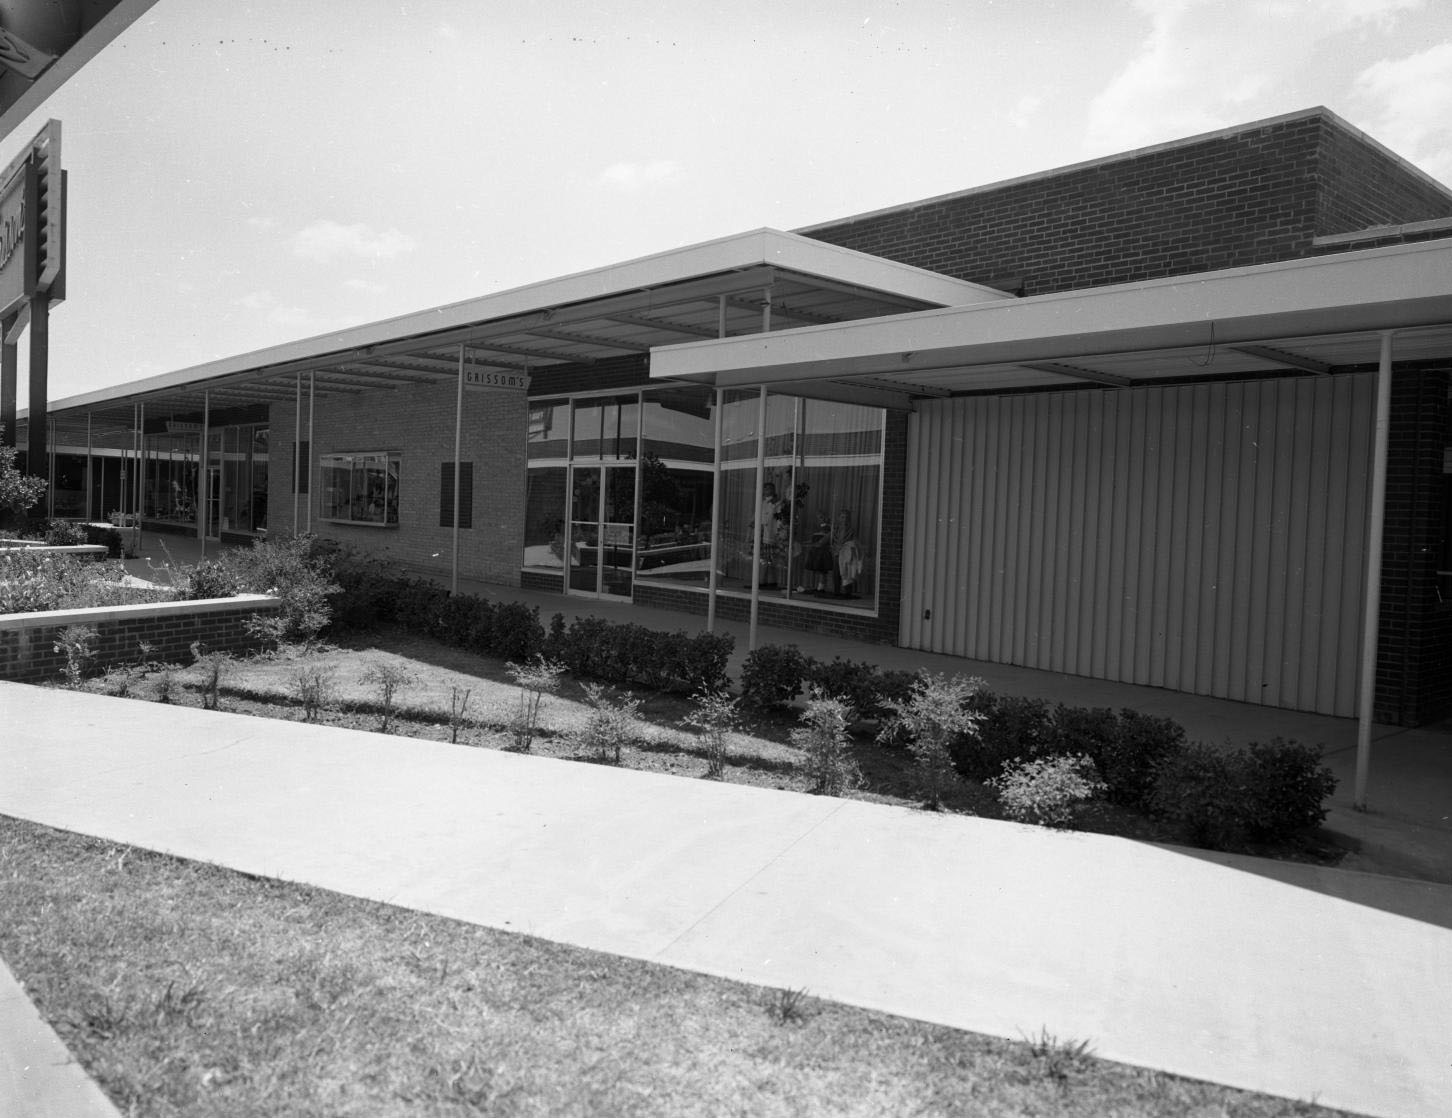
[0,594,282,684]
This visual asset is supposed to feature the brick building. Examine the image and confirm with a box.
[13,107,1452,727]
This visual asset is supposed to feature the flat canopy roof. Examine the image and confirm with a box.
[23,228,1004,437]
[649,239,1452,397]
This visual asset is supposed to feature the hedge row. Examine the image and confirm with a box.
[316,540,732,693]
[742,642,1337,850]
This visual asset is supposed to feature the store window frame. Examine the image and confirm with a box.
[319,452,402,527]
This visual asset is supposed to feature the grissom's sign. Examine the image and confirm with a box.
[0,119,61,320]
[464,369,530,391]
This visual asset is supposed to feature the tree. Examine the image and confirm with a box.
[0,444,46,525]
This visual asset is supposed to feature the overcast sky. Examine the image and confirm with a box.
[6,0,1451,409]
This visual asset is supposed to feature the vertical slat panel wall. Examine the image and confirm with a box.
[901,374,1374,716]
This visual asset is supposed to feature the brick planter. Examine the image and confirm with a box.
[0,594,282,684]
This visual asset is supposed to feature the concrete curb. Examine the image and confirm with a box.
[0,959,121,1118]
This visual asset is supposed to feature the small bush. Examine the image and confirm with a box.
[682,689,741,779]
[953,693,1057,782]
[54,624,99,687]
[570,683,642,765]
[491,600,545,662]
[990,753,1106,828]
[739,644,808,709]
[1097,708,1186,809]
[179,558,244,601]
[879,672,984,809]
[792,692,859,796]
[361,661,415,733]
[505,657,565,752]
[290,662,336,723]
[189,641,230,711]
[226,536,339,645]
[1242,738,1338,841]
[43,519,89,545]
[313,541,408,631]
[447,686,473,745]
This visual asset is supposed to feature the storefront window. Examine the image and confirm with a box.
[635,386,716,585]
[572,395,639,460]
[523,466,569,572]
[320,452,400,526]
[527,401,570,461]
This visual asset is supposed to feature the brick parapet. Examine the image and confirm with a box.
[0,596,282,685]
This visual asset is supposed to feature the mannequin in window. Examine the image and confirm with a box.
[831,508,863,598]
[754,481,785,588]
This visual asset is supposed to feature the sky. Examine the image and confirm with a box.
[4,0,1451,410]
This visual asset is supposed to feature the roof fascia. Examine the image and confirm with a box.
[650,239,1452,387]
[31,228,995,417]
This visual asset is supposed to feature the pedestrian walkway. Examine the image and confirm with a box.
[2,682,1449,1118]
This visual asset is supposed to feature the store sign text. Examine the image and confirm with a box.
[464,369,531,391]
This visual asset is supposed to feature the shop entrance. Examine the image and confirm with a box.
[568,464,635,597]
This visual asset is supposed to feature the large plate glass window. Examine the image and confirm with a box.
[319,452,400,526]
[634,386,716,586]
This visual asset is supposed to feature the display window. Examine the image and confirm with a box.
[320,452,400,526]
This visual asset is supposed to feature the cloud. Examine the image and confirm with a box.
[244,215,276,231]
[599,160,684,191]
[1084,0,1424,154]
[344,278,386,294]
[1007,94,1044,130]
[292,220,418,262]
[1352,41,1452,183]
[235,289,322,331]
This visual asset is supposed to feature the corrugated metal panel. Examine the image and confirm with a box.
[901,374,1374,716]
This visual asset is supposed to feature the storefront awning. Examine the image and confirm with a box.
[648,239,1452,397]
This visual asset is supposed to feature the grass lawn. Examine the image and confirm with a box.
[1,816,1345,1118]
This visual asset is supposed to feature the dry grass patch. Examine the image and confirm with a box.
[1,817,1343,1118]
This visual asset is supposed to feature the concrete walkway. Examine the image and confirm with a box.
[2,682,1450,1118]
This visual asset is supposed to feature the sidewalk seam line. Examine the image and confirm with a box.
[652,799,850,961]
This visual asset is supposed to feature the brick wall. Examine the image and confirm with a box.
[802,113,1451,297]
[1315,124,1452,236]
[270,379,527,587]
[633,582,896,644]
[0,595,281,684]
[1374,367,1452,724]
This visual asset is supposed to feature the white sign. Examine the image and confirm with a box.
[464,369,530,391]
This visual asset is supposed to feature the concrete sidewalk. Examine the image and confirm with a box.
[2,682,1450,1118]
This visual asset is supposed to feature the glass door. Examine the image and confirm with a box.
[568,464,636,597]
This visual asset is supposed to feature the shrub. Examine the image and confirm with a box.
[0,443,44,521]
[0,550,168,613]
[189,641,230,711]
[490,601,545,662]
[1241,738,1337,841]
[180,559,244,601]
[544,615,729,694]
[290,661,336,723]
[990,753,1106,828]
[682,689,741,779]
[43,519,89,546]
[1147,744,1248,850]
[313,541,408,631]
[1148,738,1336,850]
[505,657,565,751]
[739,644,808,709]
[361,660,415,733]
[54,624,98,687]
[392,579,451,637]
[224,536,339,645]
[570,683,641,764]
[792,692,859,796]
[447,686,473,745]
[1096,708,1186,809]
[879,672,985,809]
[952,693,1057,781]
